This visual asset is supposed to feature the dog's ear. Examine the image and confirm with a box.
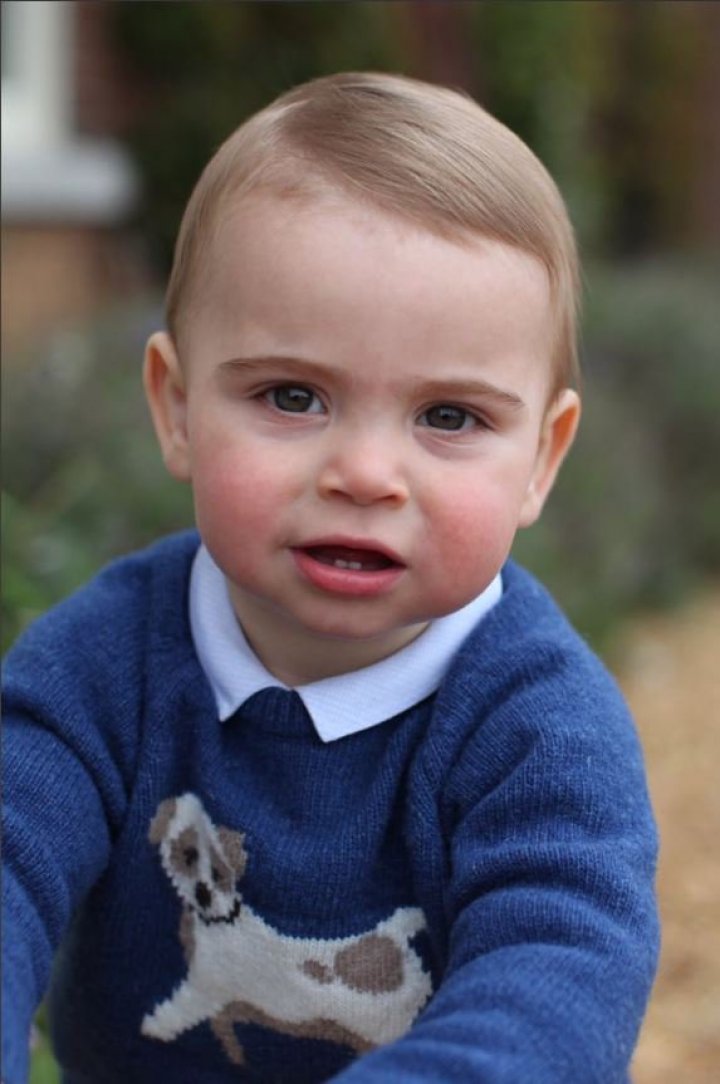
[148,797,178,845]
[217,827,248,877]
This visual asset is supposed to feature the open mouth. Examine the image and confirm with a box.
[303,545,399,572]
[291,541,405,596]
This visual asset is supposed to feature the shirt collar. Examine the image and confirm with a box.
[189,543,501,743]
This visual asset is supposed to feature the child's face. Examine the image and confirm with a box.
[146,192,579,682]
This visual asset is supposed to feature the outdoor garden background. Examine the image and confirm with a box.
[2,3,718,1082]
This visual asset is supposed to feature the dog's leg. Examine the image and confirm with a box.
[141,978,212,1042]
[211,1000,374,1060]
[210,1003,249,1065]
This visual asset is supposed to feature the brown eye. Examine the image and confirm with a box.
[183,846,199,867]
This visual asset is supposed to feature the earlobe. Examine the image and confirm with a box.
[143,331,192,482]
[519,388,581,528]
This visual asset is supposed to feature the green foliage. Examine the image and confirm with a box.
[1,301,193,652]
[29,1041,60,1084]
[28,1006,59,1084]
[472,1,706,254]
[512,256,720,648]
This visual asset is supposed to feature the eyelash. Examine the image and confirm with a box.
[259,383,489,433]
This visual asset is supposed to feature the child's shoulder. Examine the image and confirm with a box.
[451,556,591,647]
[3,531,203,818]
[425,560,647,817]
[5,529,200,684]
[439,558,630,733]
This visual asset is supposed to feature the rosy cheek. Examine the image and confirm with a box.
[427,487,517,579]
[191,451,279,547]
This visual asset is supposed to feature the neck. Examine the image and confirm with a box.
[226,587,429,686]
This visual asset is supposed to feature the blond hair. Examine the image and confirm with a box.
[166,71,580,391]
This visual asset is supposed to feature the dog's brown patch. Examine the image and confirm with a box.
[217,827,247,878]
[170,826,200,876]
[148,797,178,845]
[333,935,404,994]
[179,907,195,961]
[301,959,334,984]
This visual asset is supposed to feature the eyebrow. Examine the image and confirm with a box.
[217,355,526,411]
[414,378,526,411]
[218,355,330,380]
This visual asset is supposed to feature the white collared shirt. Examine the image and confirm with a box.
[189,544,501,743]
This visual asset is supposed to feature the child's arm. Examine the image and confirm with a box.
[3,718,112,1083]
[2,617,135,1084]
[332,660,659,1083]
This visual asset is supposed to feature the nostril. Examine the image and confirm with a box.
[317,460,409,507]
[195,882,212,909]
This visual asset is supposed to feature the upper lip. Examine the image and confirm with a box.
[293,535,406,566]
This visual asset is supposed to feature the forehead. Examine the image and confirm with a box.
[191,191,554,370]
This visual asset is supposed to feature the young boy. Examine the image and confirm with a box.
[3,73,658,1084]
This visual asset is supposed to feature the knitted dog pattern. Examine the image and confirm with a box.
[141,793,432,1066]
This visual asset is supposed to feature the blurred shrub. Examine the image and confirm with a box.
[1,300,193,651]
[2,258,718,654]
[113,2,714,274]
[28,1006,59,1084]
[113,1,405,272]
[472,1,707,256]
[512,255,720,647]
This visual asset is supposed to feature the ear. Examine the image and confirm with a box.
[143,331,191,482]
[217,827,248,878]
[148,797,178,846]
[519,388,580,528]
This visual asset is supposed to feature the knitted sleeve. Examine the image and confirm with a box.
[331,644,659,1083]
[1,585,142,1084]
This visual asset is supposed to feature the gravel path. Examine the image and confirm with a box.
[620,589,720,1083]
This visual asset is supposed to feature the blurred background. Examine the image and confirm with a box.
[2,2,718,1082]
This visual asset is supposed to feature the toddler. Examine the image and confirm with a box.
[3,72,658,1084]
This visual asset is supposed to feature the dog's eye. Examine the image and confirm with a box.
[211,866,223,885]
[183,846,199,867]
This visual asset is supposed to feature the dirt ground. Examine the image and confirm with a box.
[618,588,720,1083]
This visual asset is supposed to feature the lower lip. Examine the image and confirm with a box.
[291,549,405,597]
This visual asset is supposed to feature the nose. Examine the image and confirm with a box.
[195,882,212,910]
[317,430,409,507]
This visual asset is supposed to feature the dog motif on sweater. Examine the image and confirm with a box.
[141,793,432,1066]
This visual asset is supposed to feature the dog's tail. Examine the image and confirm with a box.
[377,906,427,943]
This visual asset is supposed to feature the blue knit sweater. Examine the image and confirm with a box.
[2,531,658,1084]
